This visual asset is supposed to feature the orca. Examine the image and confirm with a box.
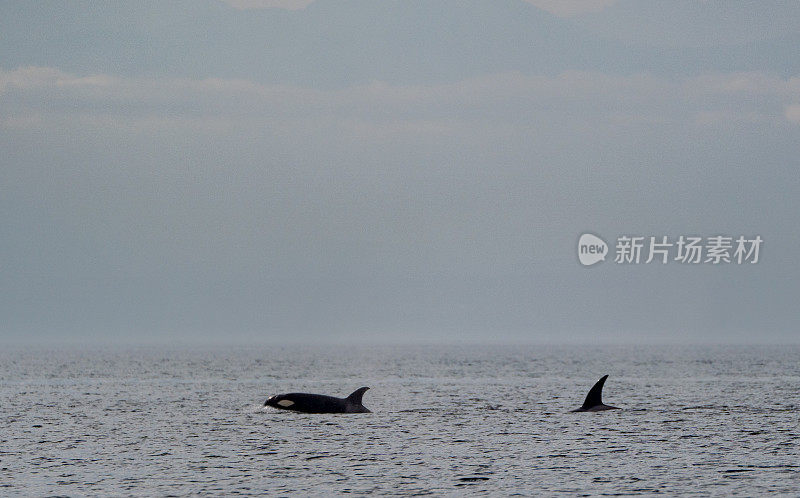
[263,387,370,414]
[571,375,620,412]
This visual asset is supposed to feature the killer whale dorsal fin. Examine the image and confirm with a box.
[581,375,608,409]
[346,387,369,405]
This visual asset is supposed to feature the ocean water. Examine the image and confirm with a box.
[1,344,798,495]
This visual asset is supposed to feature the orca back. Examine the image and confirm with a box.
[281,393,348,413]
[265,387,370,414]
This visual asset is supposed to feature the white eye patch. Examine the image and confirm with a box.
[277,399,295,407]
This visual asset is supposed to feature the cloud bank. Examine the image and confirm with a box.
[219,0,620,17]
[2,66,799,341]
[3,67,799,135]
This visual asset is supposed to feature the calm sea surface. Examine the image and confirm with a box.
[1,344,798,495]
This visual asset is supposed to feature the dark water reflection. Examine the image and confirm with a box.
[1,344,798,494]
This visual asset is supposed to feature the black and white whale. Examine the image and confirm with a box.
[264,387,371,414]
[571,375,620,412]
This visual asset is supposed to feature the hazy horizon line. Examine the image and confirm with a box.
[3,334,798,349]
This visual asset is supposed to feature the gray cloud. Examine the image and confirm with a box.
[2,66,799,341]
[2,1,799,344]
[568,0,800,47]
[219,0,621,17]
[3,0,799,88]
[4,67,799,133]
[524,0,618,17]
[223,0,314,9]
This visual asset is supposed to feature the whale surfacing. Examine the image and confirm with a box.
[264,387,370,414]
[571,375,619,412]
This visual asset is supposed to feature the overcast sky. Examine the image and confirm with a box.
[2,1,799,343]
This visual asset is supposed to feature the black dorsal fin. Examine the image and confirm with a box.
[581,375,608,409]
[346,387,369,404]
